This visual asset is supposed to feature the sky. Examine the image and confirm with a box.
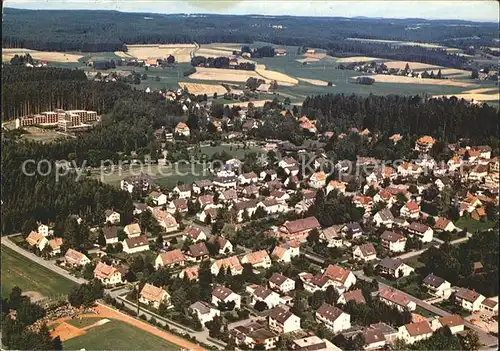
[4,0,499,22]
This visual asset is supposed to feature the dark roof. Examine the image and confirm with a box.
[408,222,430,233]
[212,285,234,300]
[376,208,394,221]
[380,231,405,242]
[363,329,385,345]
[214,176,237,184]
[316,303,344,323]
[269,273,290,286]
[194,179,213,187]
[252,285,274,299]
[456,287,482,302]
[188,242,209,257]
[377,257,404,270]
[423,273,446,288]
[124,235,149,248]
[103,226,117,239]
[346,222,363,233]
[283,216,320,234]
[268,306,294,323]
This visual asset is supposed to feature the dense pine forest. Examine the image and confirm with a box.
[3,8,497,54]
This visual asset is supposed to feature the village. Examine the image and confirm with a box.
[11,88,499,351]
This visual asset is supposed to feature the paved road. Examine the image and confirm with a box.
[393,233,471,260]
[353,271,498,349]
[1,235,87,284]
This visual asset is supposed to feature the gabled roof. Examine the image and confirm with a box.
[212,285,235,300]
[94,262,119,279]
[269,273,291,286]
[188,242,209,257]
[355,243,376,257]
[323,265,352,284]
[422,273,446,288]
[377,257,405,270]
[243,250,270,265]
[378,288,413,307]
[140,283,168,302]
[316,303,344,323]
[438,315,464,328]
[455,287,482,302]
[103,226,118,239]
[268,306,295,324]
[404,321,433,337]
[282,216,320,234]
[380,231,406,242]
[124,235,149,248]
[158,249,185,266]
[341,289,366,304]
[408,222,430,234]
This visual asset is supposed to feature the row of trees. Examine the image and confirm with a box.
[190,56,256,70]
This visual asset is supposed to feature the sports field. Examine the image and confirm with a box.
[61,318,180,350]
[1,245,76,299]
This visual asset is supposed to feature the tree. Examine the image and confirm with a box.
[9,286,23,309]
[437,69,442,79]
[309,290,325,310]
[171,285,188,311]
[254,300,268,312]
[325,285,339,305]
[98,231,106,246]
[404,63,410,72]
[307,228,320,243]
[461,330,480,350]
[471,69,479,79]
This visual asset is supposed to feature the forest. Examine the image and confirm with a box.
[2,8,497,53]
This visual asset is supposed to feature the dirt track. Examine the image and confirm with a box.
[50,303,205,351]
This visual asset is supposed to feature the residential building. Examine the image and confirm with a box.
[211,256,243,276]
[238,172,258,185]
[362,329,387,351]
[189,301,220,325]
[105,210,121,224]
[434,217,456,232]
[291,336,340,351]
[430,315,465,334]
[309,171,327,189]
[167,198,188,214]
[186,242,210,261]
[230,321,278,350]
[94,262,123,286]
[326,180,347,195]
[247,285,280,309]
[173,184,192,199]
[337,289,366,305]
[149,191,167,206]
[422,274,452,298]
[373,208,395,228]
[48,238,63,255]
[377,257,415,279]
[315,303,351,333]
[299,273,336,294]
[119,172,154,193]
[38,223,49,237]
[212,285,241,309]
[454,287,485,312]
[183,226,207,243]
[278,216,321,242]
[268,273,295,294]
[368,322,399,345]
[380,231,407,252]
[268,306,301,334]
[320,226,343,248]
[407,222,434,242]
[241,250,271,269]
[207,235,233,255]
[400,202,420,219]
[139,283,170,309]
[25,231,49,251]
[198,194,214,208]
[398,321,433,344]
[153,208,179,232]
[271,241,300,263]
[179,265,200,281]
[220,189,238,202]
[322,265,357,292]
[352,243,377,262]
[122,235,150,254]
[103,226,118,244]
[124,223,141,238]
[233,200,259,222]
[341,222,364,239]
[213,176,237,189]
[174,121,190,137]
[64,248,90,267]
[192,179,213,194]
[378,288,416,312]
[155,249,186,269]
[415,136,436,153]
[480,298,498,314]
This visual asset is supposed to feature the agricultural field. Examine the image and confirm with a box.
[1,246,76,299]
[346,38,468,54]
[177,82,228,95]
[188,67,262,82]
[297,77,331,86]
[123,44,197,62]
[2,48,84,62]
[62,319,179,350]
[353,74,476,88]
[255,64,298,86]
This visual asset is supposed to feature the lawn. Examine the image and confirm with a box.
[66,317,102,328]
[455,217,497,233]
[436,300,471,317]
[199,144,263,159]
[1,246,76,299]
[63,319,179,350]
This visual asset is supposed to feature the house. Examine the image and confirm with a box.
[179,265,200,281]
[415,136,436,153]
[48,238,63,255]
[213,176,237,189]
[471,207,487,221]
[400,202,420,219]
[230,321,279,350]
[233,200,259,222]
[326,180,346,195]
[268,306,301,334]
[241,250,271,269]
[122,235,150,254]
[315,303,351,333]
[189,301,220,325]
[341,222,364,239]
[212,285,241,309]
[258,198,283,215]
[271,241,300,263]
[373,208,395,228]
[337,289,366,305]
[291,336,339,351]
[168,198,188,214]
[139,283,170,309]
[149,191,168,206]
[278,216,321,242]
[186,242,210,261]
[480,298,498,314]
[155,249,186,269]
[238,172,258,185]
[133,202,149,215]
[300,273,336,294]
[398,321,433,344]
[362,329,386,351]
[378,288,417,312]
[207,235,234,255]
[407,222,434,243]
[431,315,465,334]
[26,231,49,251]
[243,185,260,198]
[192,179,213,194]
[173,184,192,199]
[270,190,290,204]
[219,189,238,203]
[352,243,377,262]
[322,265,357,292]
[211,256,243,276]
[120,173,154,193]
[174,121,190,137]
[124,223,141,238]
[468,164,488,181]
[380,231,407,252]
[260,169,278,181]
[257,83,271,93]
[105,210,120,224]
[101,226,118,245]
[434,217,456,232]
[454,287,485,312]
[64,248,90,267]
[268,273,295,294]
[197,205,221,224]
[368,322,399,345]
[320,226,343,248]
[153,208,179,232]
[94,262,123,286]
[422,273,452,298]
[198,194,214,208]
[295,198,315,214]
[183,226,207,243]
[377,257,414,279]
[278,157,298,169]
[309,171,327,189]
[37,223,49,237]
[247,285,280,309]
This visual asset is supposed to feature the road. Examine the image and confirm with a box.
[1,235,87,284]
[353,271,498,349]
[393,233,471,260]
